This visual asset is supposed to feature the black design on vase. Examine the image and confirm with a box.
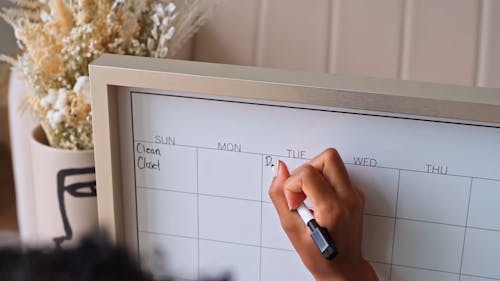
[54,167,97,248]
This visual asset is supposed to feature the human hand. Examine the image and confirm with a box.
[269,148,379,281]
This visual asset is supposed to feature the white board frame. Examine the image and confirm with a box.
[89,53,500,245]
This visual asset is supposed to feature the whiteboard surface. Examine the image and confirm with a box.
[127,89,500,281]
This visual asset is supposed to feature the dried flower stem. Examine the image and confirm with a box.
[2,0,219,149]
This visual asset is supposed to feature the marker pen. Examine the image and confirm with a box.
[297,203,338,260]
[272,162,338,260]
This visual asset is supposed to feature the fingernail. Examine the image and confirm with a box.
[272,161,280,178]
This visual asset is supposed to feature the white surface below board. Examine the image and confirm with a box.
[129,90,500,281]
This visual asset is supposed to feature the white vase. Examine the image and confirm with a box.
[30,125,97,248]
[7,68,38,244]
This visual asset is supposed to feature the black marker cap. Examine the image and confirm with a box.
[308,220,338,260]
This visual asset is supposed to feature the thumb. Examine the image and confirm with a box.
[269,161,294,217]
[275,161,306,210]
[272,160,290,184]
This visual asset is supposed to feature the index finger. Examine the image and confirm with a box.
[308,148,353,199]
[283,163,339,211]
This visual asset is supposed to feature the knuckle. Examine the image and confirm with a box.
[298,164,317,179]
[317,205,342,225]
[345,188,365,214]
[323,147,340,162]
[316,202,338,217]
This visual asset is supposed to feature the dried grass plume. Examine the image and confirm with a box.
[1,0,220,149]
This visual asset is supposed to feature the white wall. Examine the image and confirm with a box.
[0,1,16,55]
[0,0,17,146]
[1,0,499,145]
[193,0,500,88]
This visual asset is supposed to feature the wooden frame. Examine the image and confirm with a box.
[89,53,500,245]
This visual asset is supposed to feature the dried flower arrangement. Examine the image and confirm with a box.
[1,0,218,150]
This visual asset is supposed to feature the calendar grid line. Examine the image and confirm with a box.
[389,169,401,281]
[391,218,463,230]
[135,186,500,233]
[465,178,474,228]
[138,230,295,252]
[390,263,500,280]
[459,177,474,279]
[136,186,262,202]
[358,260,500,281]
[134,139,291,161]
[133,140,500,182]
[460,274,500,281]
[196,147,200,280]
[380,261,461,274]
[137,230,500,281]
[131,94,500,281]
[130,92,141,266]
[259,155,264,281]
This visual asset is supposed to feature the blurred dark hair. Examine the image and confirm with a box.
[0,232,229,281]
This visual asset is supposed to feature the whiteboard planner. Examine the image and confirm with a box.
[128,89,500,281]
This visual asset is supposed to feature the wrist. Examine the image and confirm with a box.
[314,259,377,281]
[360,260,379,281]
